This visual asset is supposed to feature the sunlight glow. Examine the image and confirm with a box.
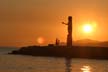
[81,65,91,72]
[37,37,45,44]
[83,24,93,33]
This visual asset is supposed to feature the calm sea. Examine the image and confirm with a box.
[0,47,108,72]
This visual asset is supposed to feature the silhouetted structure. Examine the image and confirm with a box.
[48,44,54,46]
[62,16,72,47]
[55,38,60,46]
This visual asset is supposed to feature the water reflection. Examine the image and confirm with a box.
[81,65,91,72]
[65,58,71,72]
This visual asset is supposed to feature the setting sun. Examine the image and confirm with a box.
[83,24,93,33]
[37,37,45,44]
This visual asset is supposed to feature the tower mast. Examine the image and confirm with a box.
[62,16,72,47]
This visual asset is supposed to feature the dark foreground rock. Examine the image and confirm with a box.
[9,46,108,59]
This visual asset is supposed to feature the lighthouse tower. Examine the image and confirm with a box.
[62,16,72,47]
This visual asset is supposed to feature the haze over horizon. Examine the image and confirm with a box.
[0,0,108,47]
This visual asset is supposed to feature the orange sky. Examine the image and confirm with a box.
[0,0,108,47]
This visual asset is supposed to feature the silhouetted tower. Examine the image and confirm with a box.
[55,38,60,46]
[62,16,72,47]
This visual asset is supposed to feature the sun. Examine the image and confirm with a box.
[37,37,45,44]
[83,24,93,33]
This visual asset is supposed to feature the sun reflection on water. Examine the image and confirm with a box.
[81,65,91,72]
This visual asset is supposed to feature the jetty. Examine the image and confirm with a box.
[9,45,108,59]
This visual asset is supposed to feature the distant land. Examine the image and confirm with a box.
[61,39,108,47]
[0,39,108,48]
[0,47,18,54]
[0,47,17,49]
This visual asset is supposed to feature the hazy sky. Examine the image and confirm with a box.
[0,0,108,47]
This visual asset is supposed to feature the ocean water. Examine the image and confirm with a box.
[0,47,108,72]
